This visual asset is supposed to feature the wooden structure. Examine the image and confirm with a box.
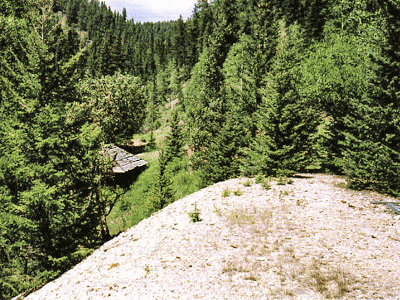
[102,144,147,173]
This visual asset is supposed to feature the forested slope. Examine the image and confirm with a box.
[1,0,400,299]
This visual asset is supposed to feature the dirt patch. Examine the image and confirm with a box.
[24,174,400,299]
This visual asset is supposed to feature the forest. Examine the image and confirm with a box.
[1,0,399,298]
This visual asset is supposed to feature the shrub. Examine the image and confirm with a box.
[255,174,265,184]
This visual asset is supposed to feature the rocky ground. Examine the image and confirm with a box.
[21,174,400,299]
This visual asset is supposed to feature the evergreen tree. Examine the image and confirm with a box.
[199,117,243,184]
[164,110,184,163]
[156,69,170,104]
[244,24,314,177]
[223,34,265,140]
[184,40,226,185]
[0,10,42,298]
[342,0,400,195]
[168,59,183,103]
[279,0,335,41]
[0,2,129,297]
[299,35,370,172]
[151,151,174,210]
[171,16,186,67]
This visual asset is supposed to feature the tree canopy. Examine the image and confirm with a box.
[2,0,400,298]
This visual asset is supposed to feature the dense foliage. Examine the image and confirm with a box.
[1,0,400,298]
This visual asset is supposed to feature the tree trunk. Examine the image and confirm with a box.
[96,180,111,241]
[100,214,111,241]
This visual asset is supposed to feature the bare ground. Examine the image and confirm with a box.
[23,174,400,299]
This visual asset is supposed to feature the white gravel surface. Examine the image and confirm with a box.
[21,174,400,299]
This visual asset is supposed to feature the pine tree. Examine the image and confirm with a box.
[199,117,243,184]
[0,10,42,298]
[156,69,170,104]
[0,2,127,297]
[223,34,265,140]
[184,40,226,185]
[152,151,174,210]
[299,33,371,172]
[244,23,314,177]
[167,59,182,104]
[342,0,400,195]
[171,16,186,67]
[144,79,160,151]
[164,110,184,163]
[279,0,335,41]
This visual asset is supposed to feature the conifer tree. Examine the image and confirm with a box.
[299,34,370,172]
[164,110,184,163]
[0,9,42,298]
[223,34,264,140]
[168,59,182,103]
[342,0,400,195]
[156,69,170,104]
[184,39,226,185]
[145,79,160,151]
[171,16,186,67]
[0,2,128,297]
[199,117,243,184]
[243,24,314,177]
[152,151,174,210]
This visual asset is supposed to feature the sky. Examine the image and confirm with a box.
[102,0,199,23]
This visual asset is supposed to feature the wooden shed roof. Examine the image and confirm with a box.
[102,144,148,173]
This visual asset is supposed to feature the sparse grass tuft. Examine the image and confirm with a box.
[228,210,254,226]
[233,188,243,196]
[222,187,231,197]
[308,261,351,298]
[277,176,287,185]
[276,177,294,185]
[144,264,150,274]
[279,190,289,196]
[243,179,252,187]
[245,273,258,281]
[262,179,271,190]
[291,259,353,299]
[222,262,238,274]
[228,207,272,229]
[213,205,222,216]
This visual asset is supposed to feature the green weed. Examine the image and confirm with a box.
[222,187,231,197]
[233,188,243,196]
[277,177,287,185]
[243,179,252,187]
[144,264,150,274]
[262,179,271,190]
[255,174,265,184]
[213,205,222,216]
[188,203,202,222]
